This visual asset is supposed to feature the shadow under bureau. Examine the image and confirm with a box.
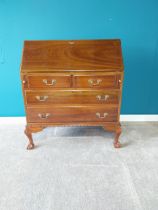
[20,39,124,150]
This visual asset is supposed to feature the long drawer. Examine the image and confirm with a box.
[26,106,118,123]
[25,90,119,105]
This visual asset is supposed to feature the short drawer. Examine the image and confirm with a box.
[27,75,71,88]
[74,75,119,88]
[27,106,118,123]
[25,90,119,105]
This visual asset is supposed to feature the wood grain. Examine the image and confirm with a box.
[21,39,123,72]
[74,75,118,88]
[20,39,124,149]
[25,90,119,105]
[27,75,71,88]
[26,106,118,123]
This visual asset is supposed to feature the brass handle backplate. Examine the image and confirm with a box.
[96,112,108,119]
[38,113,51,119]
[88,79,102,86]
[96,95,109,101]
[43,79,56,86]
[36,95,48,102]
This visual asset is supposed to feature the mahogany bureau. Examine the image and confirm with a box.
[20,39,124,150]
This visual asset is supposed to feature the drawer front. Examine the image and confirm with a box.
[27,106,118,123]
[74,75,118,88]
[25,90,119,105]
[27,76,71,88]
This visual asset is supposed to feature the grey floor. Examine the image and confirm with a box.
[0,122,158,210]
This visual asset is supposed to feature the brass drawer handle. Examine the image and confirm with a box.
[96,112,108,119]
[69,41,74,44]
[96,95,109,101]
[36,95,48,102]
[88,79,102,86]
[43,79,56,86]
[38,113,51,119]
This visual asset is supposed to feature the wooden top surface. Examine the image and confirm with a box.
[21,39,124,73]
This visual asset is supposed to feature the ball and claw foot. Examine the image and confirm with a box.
[27,143,35,150]
[25,126,35,150]
[114,141,121,148]
[114,125,122,149]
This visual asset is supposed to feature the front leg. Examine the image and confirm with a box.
[24,126,34,150]
[103,123,122,148]
[24,125,44,150]
[114,124,122,148]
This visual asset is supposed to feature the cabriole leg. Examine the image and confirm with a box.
[24,126,35,150]
[114,125,122,148]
